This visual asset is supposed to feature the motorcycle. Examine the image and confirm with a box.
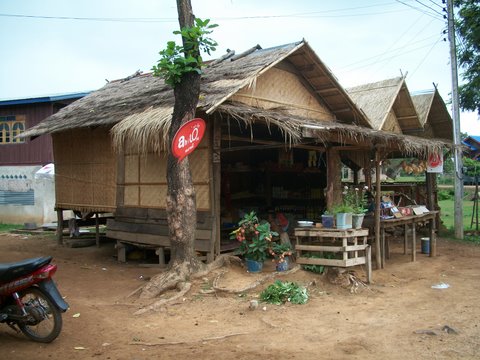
[0,256,69,343]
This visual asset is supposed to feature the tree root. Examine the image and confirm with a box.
[133,255,242,314]
[212,265,300,294]
[134,282,191,315]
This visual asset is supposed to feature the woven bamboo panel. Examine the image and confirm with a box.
[92,163,116,207]
[52,133,72,164]
[140,154,167,183]
[345,151,370,169]
[232,67,333,121]
[140,185,167,207]
[196,184,210,210]
[383,111,402,133]
[190,148,209,182]
[54,163,73,204]
[53,128,117,211]
[125,154,140,183]
[124,185,139,206]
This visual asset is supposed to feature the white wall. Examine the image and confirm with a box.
[0,165,57,225]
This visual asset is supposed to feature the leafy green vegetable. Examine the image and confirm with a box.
[260,280,308,305]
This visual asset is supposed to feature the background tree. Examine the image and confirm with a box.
[454,0,480,114]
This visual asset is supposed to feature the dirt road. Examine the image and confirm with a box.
[1,232,479,359]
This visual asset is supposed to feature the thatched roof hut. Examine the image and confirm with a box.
[410,89,453,141]
[20,39,452,265]
[346,77,422,134]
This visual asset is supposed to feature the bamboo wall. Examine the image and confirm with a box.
[382,110,402,134]
[231,67,334,121]
[122,130,211,211]
[53,128,116,212]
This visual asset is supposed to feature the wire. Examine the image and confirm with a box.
[0,2,438,23]
[394,0,443,20]
[339,33,441,70]
[426,0,444,9]
[338,38,444,74]
[409,34,444,78]
[413,0,445,17]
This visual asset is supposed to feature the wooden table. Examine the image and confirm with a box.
[294,227,372,283]
[379,211,438,268]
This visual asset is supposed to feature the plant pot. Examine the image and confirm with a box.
[276,256,290,272]
[335,212,352,230]
[245,258,263,273]
[321,214,334,228]
[352,213,365,229]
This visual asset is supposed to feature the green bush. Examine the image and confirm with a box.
[438,189,454,201]
[260,280,308,305]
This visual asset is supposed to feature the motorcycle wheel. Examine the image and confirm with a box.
[17,286,63,343]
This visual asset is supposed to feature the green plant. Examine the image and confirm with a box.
[230,211,278,262]
[332,185,368,214]
[268,242,292,265]
[438,189,454,201]
[152,18,217,87]
[301,252,335,274]
[0,224,21,232]
[260,280,309,305]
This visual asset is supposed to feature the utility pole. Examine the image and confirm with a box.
[446,0,464,239]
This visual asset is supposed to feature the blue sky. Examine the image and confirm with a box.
[0,0,478,133]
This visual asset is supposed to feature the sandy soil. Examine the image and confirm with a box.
[1,232,479,360]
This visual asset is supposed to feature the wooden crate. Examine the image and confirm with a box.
[294,228,371,282]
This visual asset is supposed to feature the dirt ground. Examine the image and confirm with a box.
[1,232,479,360]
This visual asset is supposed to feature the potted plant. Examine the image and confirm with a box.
[321,209,334,228]
[351,186,369,229]
[333,185,369,229]
[331,186,355,229]
[268,242,293,272]
[230,211,278,272]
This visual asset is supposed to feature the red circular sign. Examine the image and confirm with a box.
[428,152,442,168]
[172,118,206,162]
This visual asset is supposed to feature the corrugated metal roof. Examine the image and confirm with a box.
[0,92,91,106]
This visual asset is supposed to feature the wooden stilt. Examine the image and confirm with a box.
[56,209,64,246]
[366,245,372,283]
[374,150,382,269]
[95,213,100,248]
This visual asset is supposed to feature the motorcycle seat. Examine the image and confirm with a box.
[0,256,52,283]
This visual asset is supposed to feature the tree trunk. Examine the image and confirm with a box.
[139,0,204,299]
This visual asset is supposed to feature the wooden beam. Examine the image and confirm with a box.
[56,209,64,246]
[326,147,341,210]
[221,135,326,152]
[211,117,222,261]
[374,150,382,269]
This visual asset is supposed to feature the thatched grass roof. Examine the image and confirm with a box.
[21,40,370,153]
[410,89,453,141]
[218,102,450,157]
[347,77,421,132]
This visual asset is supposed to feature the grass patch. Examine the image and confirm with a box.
[0,224,22,233]
[439,187,479,238]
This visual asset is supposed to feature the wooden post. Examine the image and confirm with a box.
[210,116,222,260]
[429,218,436,257]
[374,150,382,269]
[56,209,63,245]
[411,222,416,262]
[95,213,100,248]
[366,245,372,283]
[326,147,341,210]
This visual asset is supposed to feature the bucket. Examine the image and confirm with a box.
[335,213,352,230]
[245,259,263,273]
[421,237,430,254]
[321,214,334,228]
